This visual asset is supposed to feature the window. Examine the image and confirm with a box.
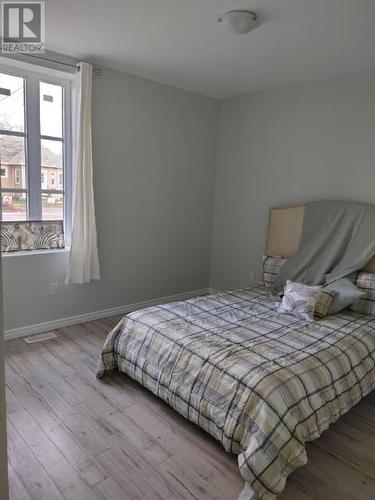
[0,66,71,225]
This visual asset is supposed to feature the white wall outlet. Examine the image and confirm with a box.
[49,282,58,295]
[249,271,256,283]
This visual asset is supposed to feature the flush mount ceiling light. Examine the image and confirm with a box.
[218,10,259,35]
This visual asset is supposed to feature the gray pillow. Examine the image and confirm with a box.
[324,278,366,315]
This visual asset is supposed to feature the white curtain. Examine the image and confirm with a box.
[67,62,100,284]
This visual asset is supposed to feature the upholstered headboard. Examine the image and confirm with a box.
[266,204,375,273]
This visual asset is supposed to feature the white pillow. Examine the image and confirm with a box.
[278,281,321,321]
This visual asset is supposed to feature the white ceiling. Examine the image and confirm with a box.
[45,0,375,99]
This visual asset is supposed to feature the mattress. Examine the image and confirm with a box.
[97,286,375,499]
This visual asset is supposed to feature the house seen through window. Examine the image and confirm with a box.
[0,68,71,224]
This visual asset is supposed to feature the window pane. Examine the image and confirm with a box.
[40,82,63,137]
[0,73,25,132]
[41,139,63,189]
[0,134,27,189]
[1,191,27,221]
[42,192,63,220]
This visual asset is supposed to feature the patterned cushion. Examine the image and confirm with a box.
[278,281,321,321]
[350,273,375,315]
[262,254,355,318]
[262,254,288,289]
[314,290,336,319]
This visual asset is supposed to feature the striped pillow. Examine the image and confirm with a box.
[350,273,375,315]
[262,255,288,289]
[314,290,336,319]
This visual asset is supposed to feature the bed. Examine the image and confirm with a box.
[97,204,375,500]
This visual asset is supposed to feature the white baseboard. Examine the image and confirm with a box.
[5,288,212,341]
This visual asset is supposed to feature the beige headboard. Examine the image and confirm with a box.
[266,204,375,273]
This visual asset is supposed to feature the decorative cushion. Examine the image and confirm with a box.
[262,254,363,317]
[262,254,288,289]
[314,290,336,319]
[278,281,321,321]
[350,273,375,315]
[323,278,366,315]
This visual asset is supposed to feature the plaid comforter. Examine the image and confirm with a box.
[97,287,375,499]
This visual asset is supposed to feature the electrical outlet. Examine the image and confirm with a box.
[49,282,58,295]
[249,271,255,283]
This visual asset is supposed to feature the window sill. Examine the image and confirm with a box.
[2,248,69,258]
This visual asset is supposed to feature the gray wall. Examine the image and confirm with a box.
[211,71,375,290]
[3,67,219,330]
[4,64,375,328]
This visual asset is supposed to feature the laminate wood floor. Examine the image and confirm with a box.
[5,316,375,500]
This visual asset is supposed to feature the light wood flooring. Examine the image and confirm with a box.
[5,316,375,500]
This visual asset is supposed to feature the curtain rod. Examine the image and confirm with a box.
[14,53,103,75]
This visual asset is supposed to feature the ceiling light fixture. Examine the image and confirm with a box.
[218,10,259,35]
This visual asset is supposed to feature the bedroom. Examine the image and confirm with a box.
[0,1,375,499]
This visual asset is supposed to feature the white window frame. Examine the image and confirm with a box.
[0,63,72,238]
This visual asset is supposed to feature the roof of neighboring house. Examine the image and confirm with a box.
[0,134,62,167]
